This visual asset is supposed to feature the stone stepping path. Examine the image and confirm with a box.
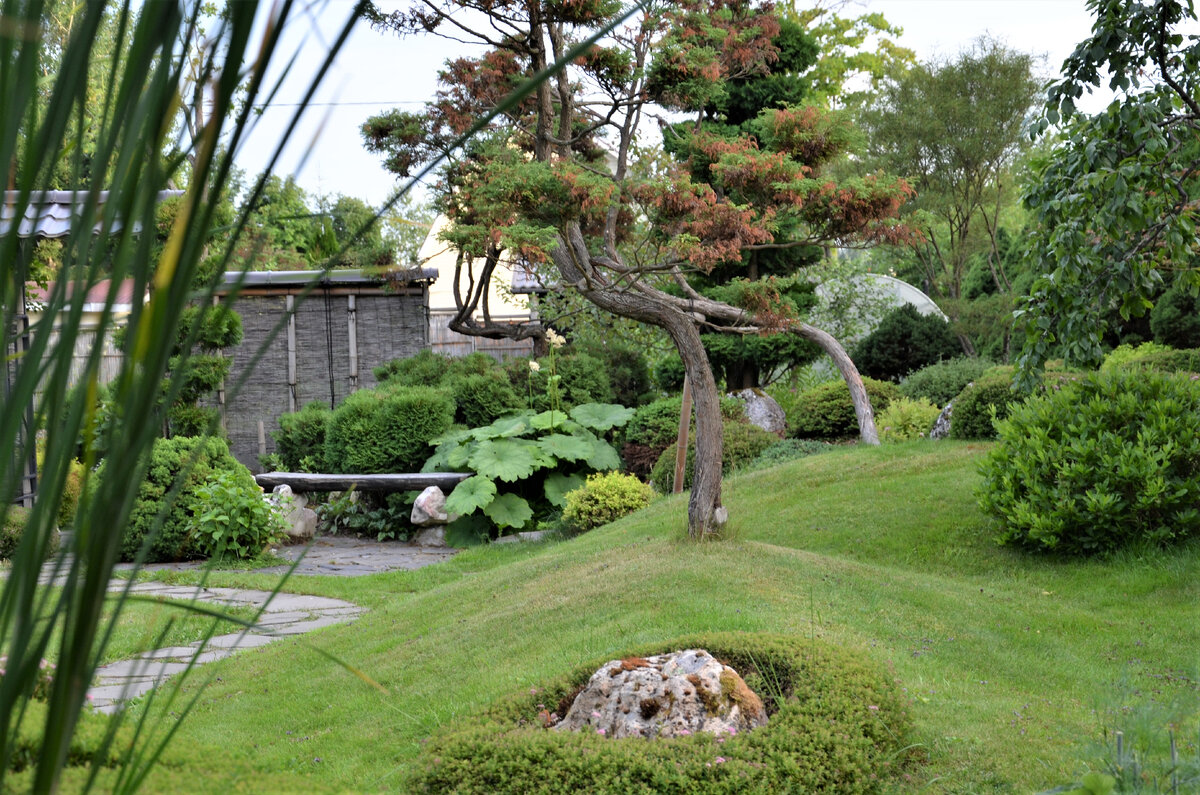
[88,582,365,714]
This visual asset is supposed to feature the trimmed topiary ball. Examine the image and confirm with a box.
[561,471,653,532]
[272,401,332,472]
[788,377,900,440]
[324,384,455,474]
[899,356,993,407]
[407,632,912,794]
[978,370,1200,555]
[446,372,523,428]
[947,374,1021,440]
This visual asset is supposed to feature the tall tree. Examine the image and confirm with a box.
[859,38,1040,308]
[1017,0,1200,383]
[361,0,912,537]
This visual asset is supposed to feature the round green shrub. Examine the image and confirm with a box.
[272,401,332,472]
[116,436,259,563]
[624,397,688,450]
[978,371,1200,554]
[1111,347,1200,375]
[166,403,221,438]
[0,507,60,561]
[1100,342,1174,372]
[788,377,900,440]
[562,471,653,533]
[508,351,616,412]
[407,632,911,794]
[748,438,833,470]
[947,374,1021,440]
[446,372,523,428]
[851,303,961,383]
[650,421,778,493]
[898,356,993,407]
[877,397,941,443]
[373,349,451,387]
[576,342,654,407]
[325,384,455,474]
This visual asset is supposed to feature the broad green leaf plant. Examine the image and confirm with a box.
[425,403,634,540]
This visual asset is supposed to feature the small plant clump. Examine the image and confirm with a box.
[0,508,60,562]
[407,632,912,793]
[978,370,1200,554]
[747,438,833,471]
[877,397,941,443]
[561,471,653,533]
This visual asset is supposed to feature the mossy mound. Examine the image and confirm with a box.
[408,632,912,794]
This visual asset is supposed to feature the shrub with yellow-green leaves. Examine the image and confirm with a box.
[561,471,652,533]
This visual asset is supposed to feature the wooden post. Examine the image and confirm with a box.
[672,374,692,494]
[258,420,267,461]
[347,294,358,391]
[213,295,227,432]
[286,294,297,412]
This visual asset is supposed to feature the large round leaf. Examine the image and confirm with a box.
[468,438,542,482]
[530,409,570,430]
[474,413,533,441]
[537,433,593,463]
[544,472,586,508]
[483,492,533,530]
[570,403,635,432]
[584,438,622,471]
[444,475,497,515]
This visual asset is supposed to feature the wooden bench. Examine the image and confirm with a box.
[254,472,470,493]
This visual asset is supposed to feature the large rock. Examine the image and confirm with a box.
[411,486,453,527]
[930,401,953,439]
[730,389,786,437]
[553,649,767,739]
[266,484,317,542]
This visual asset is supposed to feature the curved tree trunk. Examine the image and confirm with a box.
[793,323,880,446]
[550,225,726,537]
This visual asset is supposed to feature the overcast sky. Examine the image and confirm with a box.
[233,1,1116,209]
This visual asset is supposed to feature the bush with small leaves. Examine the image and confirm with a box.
[1150,283,1200,348]
[373,348,452,386]
[0,507,60,561]
[1110,346,1200,375]
[561,471,653,533]
[650,421,778,493]
[325,385,455,474]
[621,395,747,480]
[114,436,257,563]
[852,303,961,383]
[272,401,332,472]
[978,371,1200,555]
[506,351,616,411]
[878,397,941,443]
[788,377,900,440]
[899,356,994,407]
[445,372,523,427]
[1100,342,1174,372]
[408,632,912,794]
[947,375,1021,440]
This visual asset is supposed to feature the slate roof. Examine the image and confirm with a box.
[1,190,183,238]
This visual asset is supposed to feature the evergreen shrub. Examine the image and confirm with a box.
[561,471,653,533]
[446,372,523,428]
[947,375,1021,440]
[272,401,332,471]
[788,377,900,440]
[1111,347,1200,375]
[408,632,911,794]
[325,385,455,474]
[851,303,961,382]
[899,356,993,407]
[116,436,260,563]
[650,422,777,493]
[506,351,616,411]
[978,371,1200,554]
[1150,284,1200,348]
[0,507,60,561]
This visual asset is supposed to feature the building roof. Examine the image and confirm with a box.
[214,267,438,292]
[26,278,139,312]
[1,190,184,238]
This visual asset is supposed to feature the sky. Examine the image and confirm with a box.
[233,1,1115,209]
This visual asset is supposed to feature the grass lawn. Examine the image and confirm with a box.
[119,441,1198,792]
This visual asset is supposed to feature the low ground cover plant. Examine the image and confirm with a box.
[408,632,911,794]
[747,438,833,470]
[978,370,1200,554]
[877,397,941,443]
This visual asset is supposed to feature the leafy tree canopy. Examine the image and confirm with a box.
[1017,0,1200,385]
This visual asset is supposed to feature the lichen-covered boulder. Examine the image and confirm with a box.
[553,649,766,739]
[930,401,953,439]
[730,389,786,437]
